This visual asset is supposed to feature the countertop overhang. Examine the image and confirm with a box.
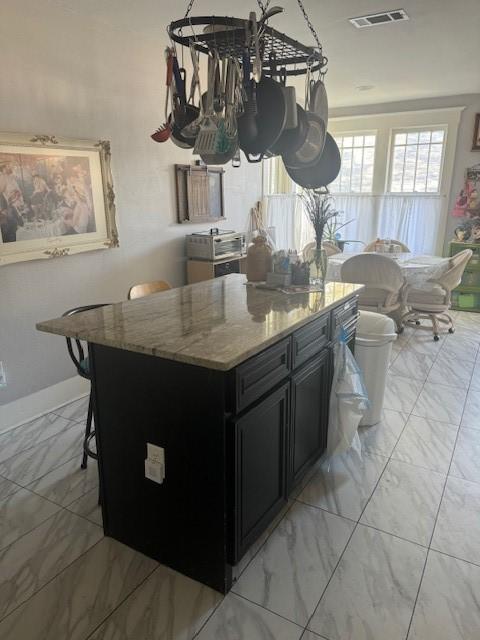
[37,274,363,370]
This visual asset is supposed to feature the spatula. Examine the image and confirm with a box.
[193,53,221,156]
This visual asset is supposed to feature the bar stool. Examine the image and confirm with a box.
[63,304,110,469]
[127,280,171,299]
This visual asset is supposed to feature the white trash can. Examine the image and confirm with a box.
[354,311,397,426]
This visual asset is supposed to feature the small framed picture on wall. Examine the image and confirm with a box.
[472,113,480,151]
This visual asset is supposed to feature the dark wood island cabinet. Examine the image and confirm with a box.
[37,274,362,594]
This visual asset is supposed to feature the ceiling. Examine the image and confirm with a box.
[54,0,480,107]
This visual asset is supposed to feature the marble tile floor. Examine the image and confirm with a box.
[0,310,479,639]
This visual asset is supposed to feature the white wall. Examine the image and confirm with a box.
[330,94,480,253]
[0,0,262,406]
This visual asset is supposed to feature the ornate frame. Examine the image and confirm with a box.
[0,132,118,266]
[472,113,480,151]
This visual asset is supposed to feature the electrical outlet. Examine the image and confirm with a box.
[145,443,165,484]
[0,361,6,388]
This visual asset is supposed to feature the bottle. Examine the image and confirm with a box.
[246,236,273,282]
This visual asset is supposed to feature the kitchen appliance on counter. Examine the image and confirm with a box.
[186,228,246,261]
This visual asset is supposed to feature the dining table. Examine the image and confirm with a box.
[327,252,451,290]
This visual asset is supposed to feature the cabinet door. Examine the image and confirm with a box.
[290,349,332,488]
[230,383,289,563]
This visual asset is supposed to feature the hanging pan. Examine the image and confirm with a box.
[282,111,326,169]
[284,132,340,189]
[309,77,329,127]
[268,103,309,156]
[238,75,287,162]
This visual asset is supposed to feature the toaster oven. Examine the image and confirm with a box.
[186,228,246,261]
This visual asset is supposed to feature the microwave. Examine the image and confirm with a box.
[186,228,246,261]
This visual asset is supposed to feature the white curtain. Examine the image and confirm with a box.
[263,159,444,255]
[333,195,379,251]
[377,195,443,254]
[264,194,314,252]
[334,194,443,254]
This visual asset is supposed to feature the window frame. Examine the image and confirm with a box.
[385,124,448,196]
[329,130,378,195]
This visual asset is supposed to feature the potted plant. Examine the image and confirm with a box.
[299,190,340,285]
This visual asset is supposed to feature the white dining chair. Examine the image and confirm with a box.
[341,253,407,329]
[303,240,341,263]
[364,238,410,252]
[401,249,473,340]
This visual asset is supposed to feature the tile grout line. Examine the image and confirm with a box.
[194,495,304,637]
[84,563,161,640]
[403,326,474,640]
[301,325,462,639]
[230,592,305,630]
[194,499,301,639]
[301,431,399,637]
[0,419,84,470]
[288,331,428,637]
[0,537,106,625]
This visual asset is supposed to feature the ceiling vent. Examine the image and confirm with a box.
[350,9,409,29]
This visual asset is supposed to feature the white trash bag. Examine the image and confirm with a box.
[327,330,370,460]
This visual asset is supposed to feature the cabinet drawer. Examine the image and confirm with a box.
[235,338,291,412]
[332,298,358,335]
[292,314,330,369]
[214,260,240,278]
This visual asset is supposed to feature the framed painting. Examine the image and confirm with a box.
[0,132,118,266]
[472,113,480,151]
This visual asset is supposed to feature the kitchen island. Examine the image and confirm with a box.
[37,274,362,593]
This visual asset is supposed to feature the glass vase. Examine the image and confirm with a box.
[310,247,328,288]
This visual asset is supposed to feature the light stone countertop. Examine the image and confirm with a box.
[36,274,363,371]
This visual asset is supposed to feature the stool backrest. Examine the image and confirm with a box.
[128,280,171,300]
[62,304,110,376]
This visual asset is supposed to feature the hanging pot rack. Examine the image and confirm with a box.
[168,15,327,77]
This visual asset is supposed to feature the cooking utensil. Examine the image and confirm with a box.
[250,11,262,83]
[282,111,326,169]
[282,65,327,168]
[266,53,297,132]
[181,44,204,141]
[200,58,238,165]
[284,132,340,189]
[269,103,309,156]
[169,58,200,149]
[281,68,298,130]
[214,56,227,113]
[310,78,328,127]
[193,53,221,156]
[151,50,174,143]
[238,75,287,161]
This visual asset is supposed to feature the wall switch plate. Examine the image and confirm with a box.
[145,443,165,484]
[0,362,6,388]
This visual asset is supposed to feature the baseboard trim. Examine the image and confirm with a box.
[0,377,89,435]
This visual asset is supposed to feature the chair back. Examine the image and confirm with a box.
[128,280,171,300]
[303,241,340,262]
[364,238,410,252]
[322,241,341,256]
[433,249,473,293]
[341,254,405,311]
[62,304,110,378]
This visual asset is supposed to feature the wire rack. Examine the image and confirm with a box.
[168,16,326,76]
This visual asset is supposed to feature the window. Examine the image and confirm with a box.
[329,133,376,194]
[388,128,446,193]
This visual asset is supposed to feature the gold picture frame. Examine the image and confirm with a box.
[0,132,118,266]
[472,113,480,151]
